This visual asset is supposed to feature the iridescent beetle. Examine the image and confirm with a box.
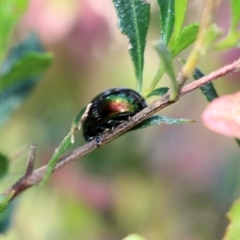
[82,88,147,144]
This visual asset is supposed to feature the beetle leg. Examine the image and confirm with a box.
[110,126,115,133]
[96,134,101,147]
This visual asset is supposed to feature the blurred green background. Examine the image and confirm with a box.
[1,0,240,239]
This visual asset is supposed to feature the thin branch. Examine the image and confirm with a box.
[181,57,240,95]
[4,145,37,200]
[3,57,240,200]
[25,144,36,177]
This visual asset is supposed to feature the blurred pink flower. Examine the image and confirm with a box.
[21,0,79,43]
[202,92,240,138]
[20,0,114,67]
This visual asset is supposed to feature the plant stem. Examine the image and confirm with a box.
[3,56,240,201]
[145,62,165,97]
[180,0,216,84]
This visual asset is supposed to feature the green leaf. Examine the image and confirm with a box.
[41,132,73,184]
[0,52,53,92]
[230,0,240,31]
[171,23,199,57]
[146,87,169,98]
[113,0,150,93]
[145,63,165,96]
[214,30,238,50]
[192,68,218,102]
[153,42,177,100]
[214,0,240,50]
[223,198,240,240]
[0,201,15,233]
[203,24,222,52]
[0,153,9,179]
[0,192,14,213]
[123,234,146,240]
[235,139,240,147]
[132,115,195,130]
[71,106,87,129]
[41,106,87,184]
[173,0,187,39]
[156,0,175,46]
[0,35,52,127]
[0,0,28,63]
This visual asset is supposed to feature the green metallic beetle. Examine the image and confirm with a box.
[82,88,147,144]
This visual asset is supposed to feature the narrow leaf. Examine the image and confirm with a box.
[41,106,88,184]
[223,198,240,240]
[0,52,53,92]
[0,153,9,179]
[113,0,150,92]
[0,35,52,127]
[0,192,14,213]
[72,106,87,130]
[213,0,240,50]
[157,0,175,46]
[192,68,218,102]
[171,23,199,57]
[154,42,178,100]
[230,0,240,31]
[0,201,15,233]
[132,115,195,130]
[214,31,239,50]
[203,24,222,52]
[0,0,28,63]
[41,133,73,184]
[145,62,165,96]
[174,0,187,39]
[146,87,169,98]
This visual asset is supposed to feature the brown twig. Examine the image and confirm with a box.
[25,144,36,177]
[3,57,240,200]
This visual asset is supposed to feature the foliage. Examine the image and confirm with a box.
[112,0,150,92]
[0,35,53,126]
[0,0,28,63]
[0,202,15,233]
[0,153,9,180]
[0,0,53,232]
[1,0,240,239]
[223,199,240,240]
[0,193,14,214]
